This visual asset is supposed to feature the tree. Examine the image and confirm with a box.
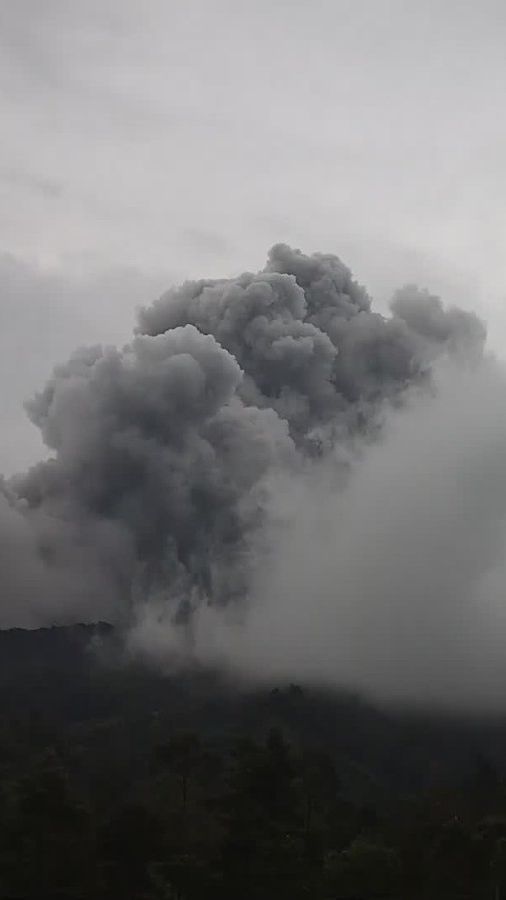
[325,838,402,898]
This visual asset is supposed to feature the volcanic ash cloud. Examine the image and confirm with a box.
[6,243,506,710]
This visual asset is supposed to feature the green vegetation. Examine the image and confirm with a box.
[0,625,505,898]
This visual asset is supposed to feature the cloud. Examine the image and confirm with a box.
[198,360,506,711]
[0,252,169,474]
[2,243,502,713]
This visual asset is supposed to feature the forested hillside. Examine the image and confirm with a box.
[0,625,505,899]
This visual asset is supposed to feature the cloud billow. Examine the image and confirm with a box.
[3,243,502,710]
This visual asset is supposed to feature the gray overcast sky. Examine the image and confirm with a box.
[2,0,506,472]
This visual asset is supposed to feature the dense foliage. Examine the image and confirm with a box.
[1,625,506,898]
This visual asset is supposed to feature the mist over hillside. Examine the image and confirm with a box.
[0,622,506,898]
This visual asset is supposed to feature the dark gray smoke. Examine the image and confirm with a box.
[139,244,475,451]
[14,325,292,624]
[3,243,501,709]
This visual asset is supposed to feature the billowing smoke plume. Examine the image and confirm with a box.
[138,244,476,451]
[13,325,292,623]
[3,243,503,709]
